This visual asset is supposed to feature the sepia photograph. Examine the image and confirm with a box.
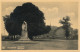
[1,2,78,50]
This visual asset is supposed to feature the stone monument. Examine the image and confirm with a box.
[19,21,30,41]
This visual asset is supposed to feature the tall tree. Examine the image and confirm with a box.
[4,2,51,40]
[59,16,71,39]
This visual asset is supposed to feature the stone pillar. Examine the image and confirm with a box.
[19,21,30,41]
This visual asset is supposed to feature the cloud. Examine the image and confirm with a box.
[40,7,58,14]
[45,17,62,26]
[40,7,61,26]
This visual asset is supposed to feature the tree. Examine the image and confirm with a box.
[3,15,10,22]
[73,29,78,39]
[3,15,22,40]
[59,16,71,39]
[4,2,51,40]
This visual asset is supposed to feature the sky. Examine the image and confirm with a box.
[1,2,78,35]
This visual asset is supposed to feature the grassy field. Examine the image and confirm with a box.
[2,39,78,50]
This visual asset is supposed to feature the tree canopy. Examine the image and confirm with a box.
[4,2,51,40]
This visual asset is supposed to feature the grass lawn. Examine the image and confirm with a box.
[2,39,78,50]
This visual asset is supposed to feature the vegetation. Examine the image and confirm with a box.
[3,2,51,40]
[59,16,71,39]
